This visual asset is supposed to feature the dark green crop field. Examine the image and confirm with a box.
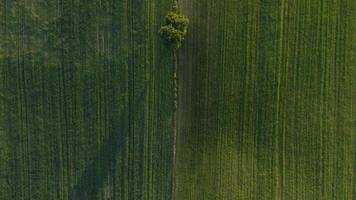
[176,0,356,200]
[1,0,356,200]
[0,0,174,199]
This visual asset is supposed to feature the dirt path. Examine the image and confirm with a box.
[174,0,194,199]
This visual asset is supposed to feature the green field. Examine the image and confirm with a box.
[0,1,174,199]
[176,0,356,199]
[1,0,356,200]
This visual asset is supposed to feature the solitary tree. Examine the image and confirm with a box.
[159,11,189,50]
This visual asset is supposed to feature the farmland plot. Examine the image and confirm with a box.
[176,0,356,200]
[0,0,174,199]
[1,0,356,200]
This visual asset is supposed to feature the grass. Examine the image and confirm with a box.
[0,0,355,200]
[0,0,174,199]
[176,0,356,199]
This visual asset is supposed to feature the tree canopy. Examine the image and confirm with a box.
[159,11,189,49]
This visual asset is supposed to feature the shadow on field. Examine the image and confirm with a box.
[69,131,121,200]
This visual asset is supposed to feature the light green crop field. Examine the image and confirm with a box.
[176,0,356,200]
[0,0,355,200]
[0,0,174,199]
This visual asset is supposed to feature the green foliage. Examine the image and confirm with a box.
[159,11,189,49]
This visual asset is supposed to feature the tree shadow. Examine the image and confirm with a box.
[69,130,122,200]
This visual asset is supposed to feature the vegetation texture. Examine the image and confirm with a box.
[176,0,356,200]
[1,0,356,200]
[0,0,174,199]
[159,11,189,49]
